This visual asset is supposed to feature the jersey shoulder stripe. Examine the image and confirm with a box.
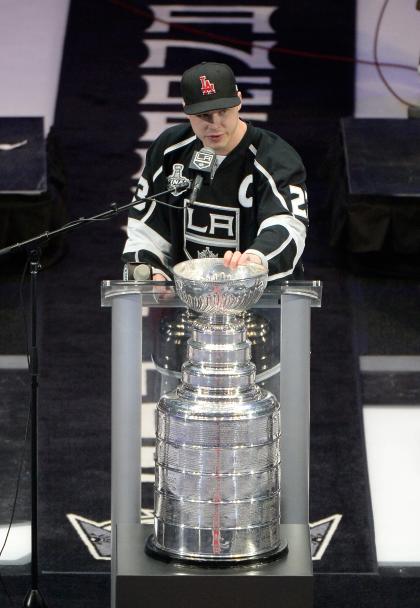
[163,134,197,156]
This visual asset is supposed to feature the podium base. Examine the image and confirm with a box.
[114,523,312,608]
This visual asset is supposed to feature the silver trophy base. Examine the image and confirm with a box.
[145,533,288,567]
[151,260,282,563]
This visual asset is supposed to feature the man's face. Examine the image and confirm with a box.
[187,95,245,155]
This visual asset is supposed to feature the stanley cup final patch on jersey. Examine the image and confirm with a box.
[184,201,239,260]
[167,163,190,196]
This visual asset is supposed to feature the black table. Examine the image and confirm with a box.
[0,117,67,268]
[330,118,420,275]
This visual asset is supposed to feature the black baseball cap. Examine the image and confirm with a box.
[181,62,241,115]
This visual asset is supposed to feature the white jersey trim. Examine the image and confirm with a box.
[123,216,171,264]
[163,134,197,156]
[254,159,289,212]
[267,268,295,282]
[186,233,238,248]
[265,234,293,261]
[257,214,306,274]
[153,166,163,182]
[133,201,146,212]
[244,248,268,269]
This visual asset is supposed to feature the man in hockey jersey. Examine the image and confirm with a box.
[122,62,308,283]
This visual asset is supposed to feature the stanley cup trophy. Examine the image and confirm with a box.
[146,258,287,563]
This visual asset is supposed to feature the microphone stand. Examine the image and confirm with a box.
[23,249,45,608]
[0,186,179,607]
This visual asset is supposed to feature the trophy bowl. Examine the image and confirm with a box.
[173,258,268,315]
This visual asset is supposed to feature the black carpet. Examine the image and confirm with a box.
[350,276,420,356]
[41,0,373,574]
[3,0,369,575]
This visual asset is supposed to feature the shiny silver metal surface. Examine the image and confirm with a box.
[151,259,282,562]
[173,258,268,315]
[152,308,278,383]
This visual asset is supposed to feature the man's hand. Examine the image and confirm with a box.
[152,272,173,300]
[223,250,264,270]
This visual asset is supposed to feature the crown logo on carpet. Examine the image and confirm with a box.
[310,514,342,560]
[67,511,342,561]
[67,510,154,561]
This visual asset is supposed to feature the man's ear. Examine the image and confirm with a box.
[237,91,243,110]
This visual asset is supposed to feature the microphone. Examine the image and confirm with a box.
[188,147,217,207]
[122,250,174,281]
[123,263,151,281]
[133,264,151,281]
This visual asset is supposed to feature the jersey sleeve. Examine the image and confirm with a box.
[122,141,172,270]
[249,136,308,281]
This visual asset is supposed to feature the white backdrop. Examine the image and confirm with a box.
[0,0,70,134]
[355,0,420,117]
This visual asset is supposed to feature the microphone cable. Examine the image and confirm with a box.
[58,190,189,233]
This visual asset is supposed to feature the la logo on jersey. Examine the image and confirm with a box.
[200,75,216,95]
[183,201,239,260]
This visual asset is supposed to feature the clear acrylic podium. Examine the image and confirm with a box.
[101,280,322,608]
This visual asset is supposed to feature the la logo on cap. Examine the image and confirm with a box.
[200,75,216,96]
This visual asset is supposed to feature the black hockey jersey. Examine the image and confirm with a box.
[122,122,308,282]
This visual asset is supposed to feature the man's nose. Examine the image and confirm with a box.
[209,112,222,126]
